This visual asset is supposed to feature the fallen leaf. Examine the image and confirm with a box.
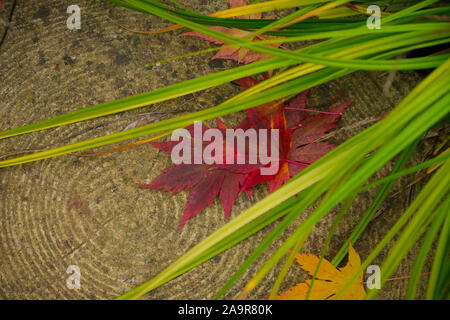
[276,243,366,300]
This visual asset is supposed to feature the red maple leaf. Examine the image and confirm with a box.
[139,77,351,227]
[182,0,283,66]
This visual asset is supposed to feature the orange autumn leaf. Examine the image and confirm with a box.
[276,243,366,300]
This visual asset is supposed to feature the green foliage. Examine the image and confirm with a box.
[0,0,448,300]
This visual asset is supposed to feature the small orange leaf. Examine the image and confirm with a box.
[276,243,366,300]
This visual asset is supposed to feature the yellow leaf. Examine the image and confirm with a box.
[276,243,366,300]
